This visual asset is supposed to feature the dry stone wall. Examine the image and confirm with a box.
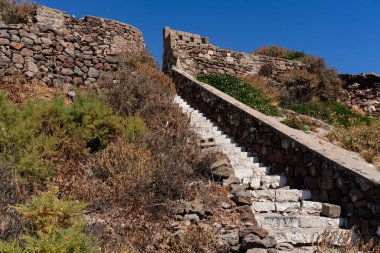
[0,6,145,89]
[163,27,304,78]
[169,67,380,237]
[163,28,380,237]
[340,73,380,118]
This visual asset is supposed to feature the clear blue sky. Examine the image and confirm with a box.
[34,0,380,74]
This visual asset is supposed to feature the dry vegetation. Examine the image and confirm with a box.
[0,0,37,24]
[0,52,222,252]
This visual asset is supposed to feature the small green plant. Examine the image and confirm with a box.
[0,188,97,253]
[285,100,374,128]
[197,74,280,116]
[282,115,317,132]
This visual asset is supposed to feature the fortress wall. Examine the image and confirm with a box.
[0,6,145,89]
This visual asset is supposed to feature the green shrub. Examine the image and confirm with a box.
[285,100,374,128]
[0,0,37,24]
[197,74,280,116]
[0,188,97,253]
[0,92,123,192]
[282,115,317,132]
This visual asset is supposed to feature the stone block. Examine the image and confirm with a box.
[321,203,341,218]
[251,190,276,201]
[275,202,300,213]
[321,169,334,190]
[276,190,300,202]
[252,202,275,212]
[301,201,322,214]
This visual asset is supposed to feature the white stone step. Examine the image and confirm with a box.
[251,189,312,202]
[248,175,288,190]
[255,213,346,229]
[267,228,350,246]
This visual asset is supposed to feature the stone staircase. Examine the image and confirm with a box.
[174,94,351,251]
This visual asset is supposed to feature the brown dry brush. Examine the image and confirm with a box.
[0,0,37,24]
[315,229,380,253]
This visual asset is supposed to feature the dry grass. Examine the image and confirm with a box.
[278,69,320,104]
[0,0,37,24]
[327,123,380,169]
[242,74,280,105]
[315,229,380,253]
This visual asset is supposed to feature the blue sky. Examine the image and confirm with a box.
[34,0,380,74]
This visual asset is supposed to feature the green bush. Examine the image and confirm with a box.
[285,100,374,128]
[282,115,317,132]
[0,92,123,189]
[0,188,97,253]
[197,74,280,116]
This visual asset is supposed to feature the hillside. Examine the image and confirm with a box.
[0,2,380,253]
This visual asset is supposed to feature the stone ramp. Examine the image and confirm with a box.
[174,94,352,251]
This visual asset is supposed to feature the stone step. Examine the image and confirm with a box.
[249,175,288,190]
[255,213,346,229]
[251,189,312,202]
[267,227,351,247]
[252,201,321,214]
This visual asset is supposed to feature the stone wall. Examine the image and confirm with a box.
[0,6,145,90]
[163,27,304,78]
[340,73,380,118]
[168,66,380,237]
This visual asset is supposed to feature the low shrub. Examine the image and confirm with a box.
[327,123,380,168]
[285,100,374,128]
[197,74,280,116]
[278,69,319,104]
[169,224,215,253]
[0,0,37,24]
[0,188,97,253]
[96,52,207,204]
[282,115,317,132]
[254,45,304,60]
[242,74,280,105]
[255,45,342,102]
[0,92,124,199]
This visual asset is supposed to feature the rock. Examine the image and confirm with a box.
[20,48,34,57]
[220,229,239,246]
[321,203,341,218]
[183,214,199,223]
[241,234,276,249]
[67,91,76,98]
[349,188,364,202]
[235,205,257,225]
[247,249,267,253]
[223,174,239,187]
[10,42,24,50]
[88,67,100,78]
[12,54,24,64]
[212,166,231,180]
[61,68,74,76]
[26,61,38,73]
[0,38,9,45]
[233,195,252,206]
[221,202,231,209]
[239,226,269,239]
[276,242,294,251]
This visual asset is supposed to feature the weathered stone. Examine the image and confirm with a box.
[241,234,276,249]
[239,226,269,239]
[276,190,300,202]
[252,202,275,212]
[26,61,38,73]
[12,54,24,64]
[0,38,9,45]
[88,67,100,78]
[275,202,300,212]
[235,205,257,225]
[220,230,239,246]
[20,48,33,57]
[321,203,341,218]
[349,188,364,202]
[10,42,24,50]
[61,68,74,76]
